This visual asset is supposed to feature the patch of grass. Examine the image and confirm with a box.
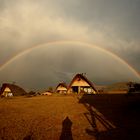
[0,95,92,140]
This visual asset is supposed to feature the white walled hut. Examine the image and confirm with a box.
[0,83,27,97]
[55,82,67,94]
[67,73,97,94]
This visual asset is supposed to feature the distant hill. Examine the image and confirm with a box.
[102,82,140,94]
[105,82,129,91]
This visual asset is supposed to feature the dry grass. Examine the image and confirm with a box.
[1,94,140,140]
[0,95,94,140]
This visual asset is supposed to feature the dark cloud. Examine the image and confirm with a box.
[0,0,140,90]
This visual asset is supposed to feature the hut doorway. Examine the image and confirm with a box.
[72,87,78,93]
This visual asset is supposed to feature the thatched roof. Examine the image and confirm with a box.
[0,83,27,96]
[68,73,97,92]
[55,82,67,91]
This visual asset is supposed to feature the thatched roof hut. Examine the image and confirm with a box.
[0,83,27,97]
[55,82,67,94]
[67,73,97,94]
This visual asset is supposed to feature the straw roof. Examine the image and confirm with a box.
[0,83,27,96]
[68,73,97,92]
[55,82,67,91]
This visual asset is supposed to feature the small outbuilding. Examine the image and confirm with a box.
[55,82,67,94]
[67,73,97,94]
[41,91,52,96]
[0,83,27,97]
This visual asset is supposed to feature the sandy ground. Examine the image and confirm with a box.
[0,95,97,140]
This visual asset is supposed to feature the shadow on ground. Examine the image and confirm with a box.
[23,134,32,140]
[79,93,140,140]
[60,116,73,140]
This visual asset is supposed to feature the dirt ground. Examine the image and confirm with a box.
[0,94,140,140]
[0,95,95,140]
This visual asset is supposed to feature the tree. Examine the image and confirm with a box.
[47,87,53,92]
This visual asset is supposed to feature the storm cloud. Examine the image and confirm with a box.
[0,0,140,90]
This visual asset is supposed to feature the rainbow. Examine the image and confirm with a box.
[0,40,140,80]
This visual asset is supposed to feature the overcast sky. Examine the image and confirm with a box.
[0,0,140,91]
